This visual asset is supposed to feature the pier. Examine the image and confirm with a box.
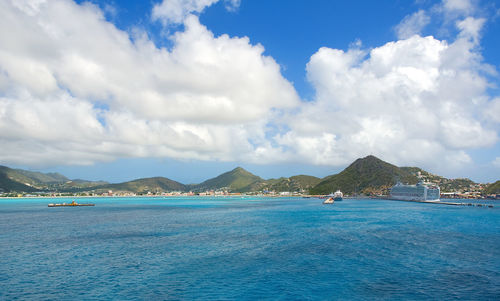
[387,198,494,208]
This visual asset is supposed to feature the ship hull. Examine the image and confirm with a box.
[389,196,439,202]
[390,182,440,202]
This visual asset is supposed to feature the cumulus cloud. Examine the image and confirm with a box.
[443,0,475,15]
[152,0,239,25]
[395,10,430,39]
[274,29,497,171]
[437,0,482,29]
[257,0,498,174]
[493,157,500,168]
[0,0,298,166]
[223,0,240,12]
[0,0,498,176]
[484,98,500,123]
[456,16,485,43]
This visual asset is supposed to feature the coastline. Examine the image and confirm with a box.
[1,195,496,204]
[0,195,316,200]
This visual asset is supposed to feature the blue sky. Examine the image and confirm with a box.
[0,0,499,184]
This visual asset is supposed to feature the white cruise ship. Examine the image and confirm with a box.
[390,182,440,201]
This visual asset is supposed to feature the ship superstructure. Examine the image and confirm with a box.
[390,182,440,201]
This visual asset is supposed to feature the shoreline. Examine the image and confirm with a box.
[0,195,315,200]
[1,195,496,201]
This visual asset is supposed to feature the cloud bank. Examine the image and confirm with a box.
[0,0,298,166]
[279,33,497,170]
[274,0,498,171]
[0,0,498,176]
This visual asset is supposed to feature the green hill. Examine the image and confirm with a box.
[290,175,322,188]
[0,166,68,192]
[59,179,109,191]
[253,175,321,192]
[0,168,36,192]
[15,170,68,184]
[0,165,68,184]
[400,167,477,193]
[310,155,417,195]
[192,167,262,192]
[0,165,110,193]
[97,177,186,194]
[484,180,500,195]
[0,161,492,196]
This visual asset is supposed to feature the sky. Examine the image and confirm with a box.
[0,0,499,184]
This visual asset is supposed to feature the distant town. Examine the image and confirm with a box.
[5,184,496,200]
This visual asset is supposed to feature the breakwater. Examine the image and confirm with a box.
[385,198,494,208]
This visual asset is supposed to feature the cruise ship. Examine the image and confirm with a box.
[390,182,440,201]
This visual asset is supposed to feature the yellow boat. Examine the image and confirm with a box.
[323,197,334,204]
[48,200,95,207]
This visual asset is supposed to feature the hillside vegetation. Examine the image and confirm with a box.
[484,180,500,195]
[0,165,106,192]
[310,156,417,195]
[190,167,262,192]
[400,167,477,192]
[0,167,36,192]
[253,175,321,193]
[95,177,186,194]
[0,158,494,196]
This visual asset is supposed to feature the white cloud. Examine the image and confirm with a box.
[259,0,498,173]
[0,0,298,166]
[152,0,239,25]
[152,0,218,25]
[484,98,500,123]
[224,0,240,12]
[493,157,500,168]
[273,32,497,172]
[443,0,475,15]
[456,16,485,44]
[0,0,498,176]
[395,10,430,39]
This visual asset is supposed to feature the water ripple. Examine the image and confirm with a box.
[0,197,499,300]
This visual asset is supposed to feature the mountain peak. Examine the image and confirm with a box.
[230,167,252,175]
[349,155,396,170]
[354,155,383,164]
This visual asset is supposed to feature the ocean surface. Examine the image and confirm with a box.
[1,197,499,300]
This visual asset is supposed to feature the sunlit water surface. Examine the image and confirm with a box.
[1,197,499,300]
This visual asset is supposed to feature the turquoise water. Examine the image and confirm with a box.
[1,197,499,300]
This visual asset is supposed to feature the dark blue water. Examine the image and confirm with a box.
[1,197,499,300]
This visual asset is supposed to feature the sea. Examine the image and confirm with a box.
[0,196,499,300]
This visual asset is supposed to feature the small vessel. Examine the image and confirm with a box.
[48,200,95,207]
[333,190,343,201]
[323,197,334,204]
